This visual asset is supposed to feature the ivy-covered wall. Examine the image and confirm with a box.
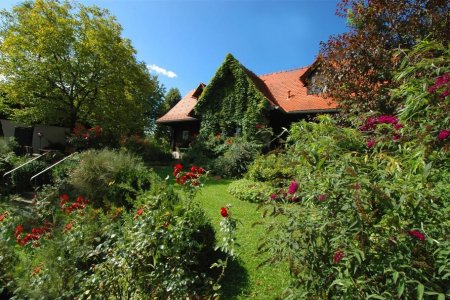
[194,54,270,141]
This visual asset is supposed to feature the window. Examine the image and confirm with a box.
[182,130,189,141]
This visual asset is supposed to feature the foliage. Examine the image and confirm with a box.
[0,137,18,156]
[10,159,49,192]
[227,179,274,203]
[154,87,182,142]
[67,149,160,208]
[258,41,450,299]
[195,53,270,142]
[66,123,103,151]
[83,192,216,298]
[319,0,450,115]
[245,152,297,185]
[0,0,163,139]
[212,138,262,178]
[120,134,172,165]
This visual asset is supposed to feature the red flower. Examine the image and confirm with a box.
[392,134,401,141]
[270,193,278,200]
[437,129,450,140]
[333,250,344,264]
[408,230,425,241]
[367,139,376,148]
[288,181,299,194]
[173,163,183,176]
[59,194,69,207]
[0,212,7,222]
[198,167,205,174]
[220,207,229,218]
[191,165,198,173]
[14,225,24,239]
[134,208,144,219]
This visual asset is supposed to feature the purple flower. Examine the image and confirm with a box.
[288,181,299,194]
[438,129,450,141]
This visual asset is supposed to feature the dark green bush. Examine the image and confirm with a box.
[121,134,172,165]
[212,138,261,178]
[228,179,275,203]
[10,159,49,192]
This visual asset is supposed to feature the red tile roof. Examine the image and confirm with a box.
[156,88,199,123]
[259,67,337,113]
[157,64,338,123]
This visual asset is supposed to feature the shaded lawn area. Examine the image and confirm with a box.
[153,166,290,299]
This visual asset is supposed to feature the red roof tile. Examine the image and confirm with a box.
[156,88,199,123]
[258,67,337,113]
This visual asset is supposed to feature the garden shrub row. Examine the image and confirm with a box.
[0,149,221,298]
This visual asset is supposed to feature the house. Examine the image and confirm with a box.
[157,54,337,153]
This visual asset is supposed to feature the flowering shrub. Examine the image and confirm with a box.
[257,40,450,299]
[67,123,103,150]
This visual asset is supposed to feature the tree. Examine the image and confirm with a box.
[160,88,182,116]
[319,0,450,115]
[0,0,163,138]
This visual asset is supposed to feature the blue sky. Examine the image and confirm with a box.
[0,0,348,96]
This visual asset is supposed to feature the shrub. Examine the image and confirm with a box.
[10,159,49,192]
[82,189,216,298]
[258,41,450,299]
[245,153,296,185]
[0,137,18,156]
[120,134,172,165]
[212,138,261,178]
[68,149,161,208]
[227,179,275,203]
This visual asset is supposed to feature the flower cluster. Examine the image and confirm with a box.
[14,222,52,247]
[173,164,205,186]
[437,129,449,141]
[59,194,89,214]
[361,115,403,147]
[408,229,426,241]
[270,180,300,203]
[68,124,103,150]
[333,250,345,264]
[428,73,450,98]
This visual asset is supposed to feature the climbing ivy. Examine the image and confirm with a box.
[195,54,270,141]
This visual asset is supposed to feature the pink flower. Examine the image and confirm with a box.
[288,181,299,194]
[394,124,404,131]
[392,134,401,141]
[270,193,278,200]
[367,139,376,148]
[317,194,327,201]
[437,129,450,140]
[408,230,425,241]
[333,250,344,264]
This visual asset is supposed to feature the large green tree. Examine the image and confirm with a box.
[160,87,181,115]
[319,0,449,115]
[0,0,162,137]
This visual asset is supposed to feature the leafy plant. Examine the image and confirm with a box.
[227,179,274,203]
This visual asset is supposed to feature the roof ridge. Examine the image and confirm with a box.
[258,66,309,77]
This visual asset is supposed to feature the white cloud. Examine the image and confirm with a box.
[147,64,177,78]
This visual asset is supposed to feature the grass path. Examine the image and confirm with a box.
[153,167,290,299]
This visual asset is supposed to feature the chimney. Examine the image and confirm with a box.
[287,90,291,98]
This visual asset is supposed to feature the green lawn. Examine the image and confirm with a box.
[153,167,290,299]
